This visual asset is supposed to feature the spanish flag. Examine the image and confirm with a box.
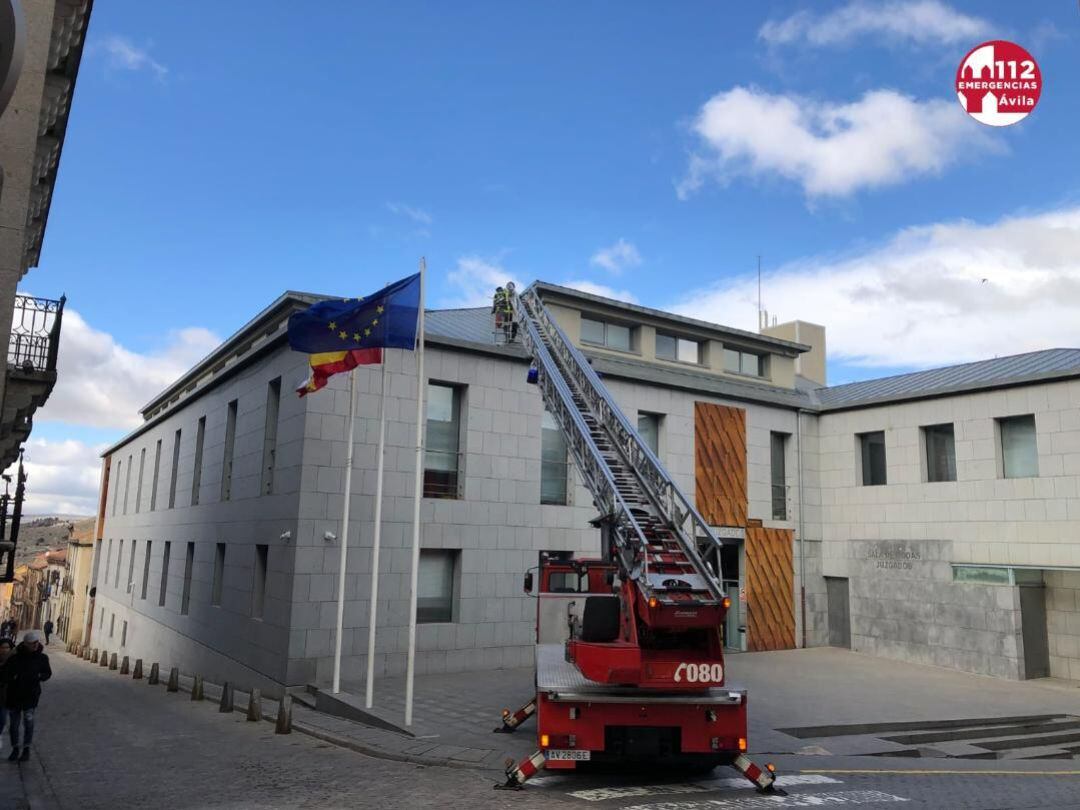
[297,348,382,396]
[287,273,421,396]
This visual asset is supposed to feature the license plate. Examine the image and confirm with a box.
[546,749,591,761]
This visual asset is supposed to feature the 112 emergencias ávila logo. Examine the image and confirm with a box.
[956,40,1041,127]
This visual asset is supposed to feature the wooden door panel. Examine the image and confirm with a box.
[746,526,795,651]
[694,402,747,527]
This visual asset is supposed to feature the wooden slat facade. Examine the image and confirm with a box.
[745,526,796,651]
[694,402,747,527]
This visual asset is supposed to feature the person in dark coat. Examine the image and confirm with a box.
[0,639,12,743]
[1,630,51,761]
[43,620,53,645]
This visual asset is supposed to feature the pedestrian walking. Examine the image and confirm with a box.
[0,639,12,746]
[43,620,53,646]
[1,630,51,762]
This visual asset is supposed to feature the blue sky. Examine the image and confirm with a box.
[22,1,1080,512]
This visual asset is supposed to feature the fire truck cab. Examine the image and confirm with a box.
[526,550,749,771]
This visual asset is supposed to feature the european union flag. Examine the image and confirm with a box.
[287,273,421,354]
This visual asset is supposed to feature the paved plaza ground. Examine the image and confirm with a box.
[2,647,1080,808]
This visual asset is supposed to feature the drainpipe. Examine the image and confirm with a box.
[796,409,807,649]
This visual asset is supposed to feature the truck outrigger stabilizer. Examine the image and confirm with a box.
[497,749,778,792]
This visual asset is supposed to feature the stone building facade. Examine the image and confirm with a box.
[86,282,1080,693]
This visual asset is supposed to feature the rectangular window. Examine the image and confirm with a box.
[109,613,115,637]
[114,539,123,588]
[212,543,225,606]
[580,317,632,352]
[953,565,1012,585]
[771,432,788,520]
[105,538,114,588]
[135,448,146,513]
[262,378,281,495]
[140,541,152,599]
[180,541,195,615]
[150,439,162,511]
[580,316,605,345]
[418,549,458,623]
[92,539,102,586]
[112,460,121,516]
[923,423,957,483]
[123,454,132,514]
[999,415,1038,479]
[724,348,765,378]
[168,430,181,508]
[656,333,701,364]
[858,431,887,486]
[637,412,661,456]
[191,416,206,506]
[424,383,462,498]
[127,539,137,593]
[222,399,238,501]
[252,544,268,619]
[159,541,171,607]
[121,621,128,647]
[540,410,568,505]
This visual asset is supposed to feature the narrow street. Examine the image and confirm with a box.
[0,650,553,810]
[4,649,1080,809]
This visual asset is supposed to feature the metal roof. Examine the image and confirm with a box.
[425,307,495,343]
[814,349,1080,411]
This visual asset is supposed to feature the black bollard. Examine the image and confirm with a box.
[166,667,179,693]
[275,694,292,734]
[148,663,160,685]
[219,682,234,713]
[246,688,262,722]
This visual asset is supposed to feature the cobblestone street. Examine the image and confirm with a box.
[2,650,1080,809]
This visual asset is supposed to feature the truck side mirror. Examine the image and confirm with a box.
[523,572,533,593]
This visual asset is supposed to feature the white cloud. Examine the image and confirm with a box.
[441,256,522,308]
[38,308,220,430]
[669,206,1080,369]
[20,437,105,516]
[559,280,638,304]
[678,86,995,199]
[440,256,638,308]
[590,239,643,275]
[98,34,168,79]
[386,202,433,226]
[759,1,991,47]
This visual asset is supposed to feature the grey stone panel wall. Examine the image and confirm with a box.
[287,343,816,684]
[844,538,1023,679]
[92,349,311,689]
[94,330,817,690]
[1045,570,1080,680]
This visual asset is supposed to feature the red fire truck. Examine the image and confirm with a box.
[495,288,776,792]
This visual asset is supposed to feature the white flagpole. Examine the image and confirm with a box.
[365,353,389,708]
[404,258,426,727]
[331,369,358,694]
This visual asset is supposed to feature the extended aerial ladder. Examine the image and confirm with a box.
[496,287,776,791]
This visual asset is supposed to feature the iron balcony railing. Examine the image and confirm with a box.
[8,294,65,373]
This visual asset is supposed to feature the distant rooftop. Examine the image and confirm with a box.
[814,349,1080,411]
